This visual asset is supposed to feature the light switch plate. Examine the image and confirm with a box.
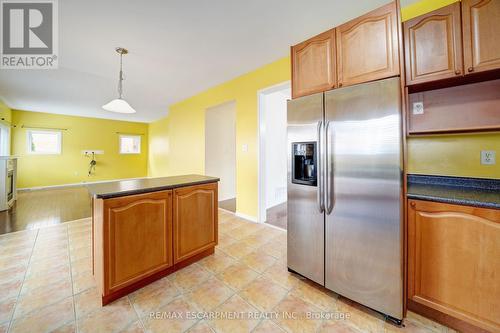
[481,150,496,165]
[242,144,248,153]
[412,102,424,115]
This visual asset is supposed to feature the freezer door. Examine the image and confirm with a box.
[324,77,403,319]
[287,92,325,285]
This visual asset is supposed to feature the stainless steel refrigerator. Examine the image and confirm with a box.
[287,77,403,322]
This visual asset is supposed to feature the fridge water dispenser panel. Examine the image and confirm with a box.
[292,142,317,186]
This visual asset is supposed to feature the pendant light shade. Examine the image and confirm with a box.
[102,98,136,114]
[103,47,136,114]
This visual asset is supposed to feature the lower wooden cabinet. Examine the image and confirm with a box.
[173,183,218,263]
[92,181,218,305]
[408,199,500,332]
[102,190,173,294]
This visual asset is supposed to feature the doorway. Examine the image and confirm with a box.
[205,101,236,212]
[258,82,291,229]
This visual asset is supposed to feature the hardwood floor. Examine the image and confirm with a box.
[0,186,91,235]
[265,202,287,230]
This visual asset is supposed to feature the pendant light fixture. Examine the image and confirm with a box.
[102,47,136,114]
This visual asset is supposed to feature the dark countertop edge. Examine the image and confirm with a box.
[407,174,500,210]
[92,178,219,199]
[406,193,500,210]
[407,174,500,191]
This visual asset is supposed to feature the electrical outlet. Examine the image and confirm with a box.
[481,150,496,165]
[82,150,104,155]
[412,102,424,115]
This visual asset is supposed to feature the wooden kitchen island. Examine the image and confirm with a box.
[87,175,219,305]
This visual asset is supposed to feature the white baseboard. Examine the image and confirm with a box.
[65,217,92,224]
[263,222,287,232]
[18,176,148,191]
[235,211,286,231]
[235,211,259,223]
[218,207,235,214]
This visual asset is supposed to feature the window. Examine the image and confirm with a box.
[119,135,141,154]
[27,130,62,154]
[0,123,10,156]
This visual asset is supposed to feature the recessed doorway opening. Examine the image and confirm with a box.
[205,100,237,212]
[258,81,291,229]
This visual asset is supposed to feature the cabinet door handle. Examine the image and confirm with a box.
[338,82,343,87]
[468,67,474,73]
[455,70,461,75]
[410,201,416,208]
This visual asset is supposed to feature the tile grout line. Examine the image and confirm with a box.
[268,285,294,331]
[128,295,147,333]
[213,227,286,333]
[67,225,78,331]
[17,226,75,331]
[7,229,39,333]
[189,262,237,333]
[227,217,300,332]
[226,213,405,333]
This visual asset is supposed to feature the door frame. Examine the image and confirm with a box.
[257,81,291,223]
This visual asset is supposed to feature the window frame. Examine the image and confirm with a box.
[119,134,141,154]
[27,129,62,155]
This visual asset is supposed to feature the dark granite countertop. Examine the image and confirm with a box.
[407,174,500,209]
[87,174,219,199]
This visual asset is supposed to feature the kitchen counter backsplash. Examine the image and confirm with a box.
[407,174,500,209]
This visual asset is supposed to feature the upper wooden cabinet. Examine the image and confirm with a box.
[404,3,463,85]
[462,0,500,74]
[291,29,336,99]
[291,2,400,98]
[336,2,400,87]
[173,183,218,263]
[404,0,500,87]
[408,199,500,332]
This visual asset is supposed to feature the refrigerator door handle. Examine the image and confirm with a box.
[325,121,334,215]
[317,120,324,213]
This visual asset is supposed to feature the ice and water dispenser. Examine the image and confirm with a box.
[291,142,317,186]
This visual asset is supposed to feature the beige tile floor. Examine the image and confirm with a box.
[0,210,455,333]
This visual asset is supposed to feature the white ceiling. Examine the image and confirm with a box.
[0,0,417,123]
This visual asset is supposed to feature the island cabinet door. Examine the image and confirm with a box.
[173,183,218,263]
[407,200,500,332]
[462,0,500,75]
[404,2,463,85]
[103,190,173,294]
[336,2,399,88]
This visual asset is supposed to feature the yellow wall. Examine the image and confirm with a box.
[401,0,459,21]
[148,57,290,218]
[148,0,500,220]
[12,110,149,188]
[402,0,500,179]
[148,115,170,177]
[0,100,12,124]
[408,133,500,179]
